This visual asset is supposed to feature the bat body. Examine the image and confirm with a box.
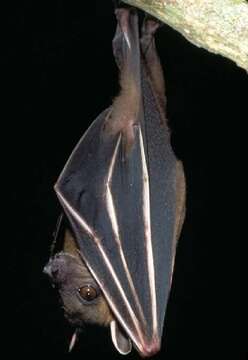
[44,7,185,357]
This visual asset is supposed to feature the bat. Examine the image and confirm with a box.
[44,7,186,357]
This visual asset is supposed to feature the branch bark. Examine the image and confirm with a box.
[122,0,248,71]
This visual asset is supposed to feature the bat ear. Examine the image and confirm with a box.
[110,320,132,355]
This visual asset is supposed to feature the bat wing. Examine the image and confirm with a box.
[55,8,185,357]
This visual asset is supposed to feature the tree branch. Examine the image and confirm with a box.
[123,0,248,71]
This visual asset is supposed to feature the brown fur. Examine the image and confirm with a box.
[62,229,113,326]
[104,68,140,154]
[171,161,186,275]
[141,18,166,124]
[44,229,113,327]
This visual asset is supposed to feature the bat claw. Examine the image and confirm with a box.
[123,30,131,50]
[68,330,79,352]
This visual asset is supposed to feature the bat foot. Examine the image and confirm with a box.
[112,1,131,9]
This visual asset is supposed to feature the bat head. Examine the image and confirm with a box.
[44,224,132,355]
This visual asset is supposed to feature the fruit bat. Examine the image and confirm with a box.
[44,7,186,358]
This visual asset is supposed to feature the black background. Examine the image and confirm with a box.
[4,1,247,359]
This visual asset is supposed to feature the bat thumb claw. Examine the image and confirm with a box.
[68,330,79,352]
[123,30,131,50]
[110,320,132,355]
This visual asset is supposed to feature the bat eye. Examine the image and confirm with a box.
[78,285,98,302]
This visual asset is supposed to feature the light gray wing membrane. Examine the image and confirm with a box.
[55,109,152,349]
[107,125,152,330]
[141,63,179,337]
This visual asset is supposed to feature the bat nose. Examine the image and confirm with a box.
[139,337,161,357]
